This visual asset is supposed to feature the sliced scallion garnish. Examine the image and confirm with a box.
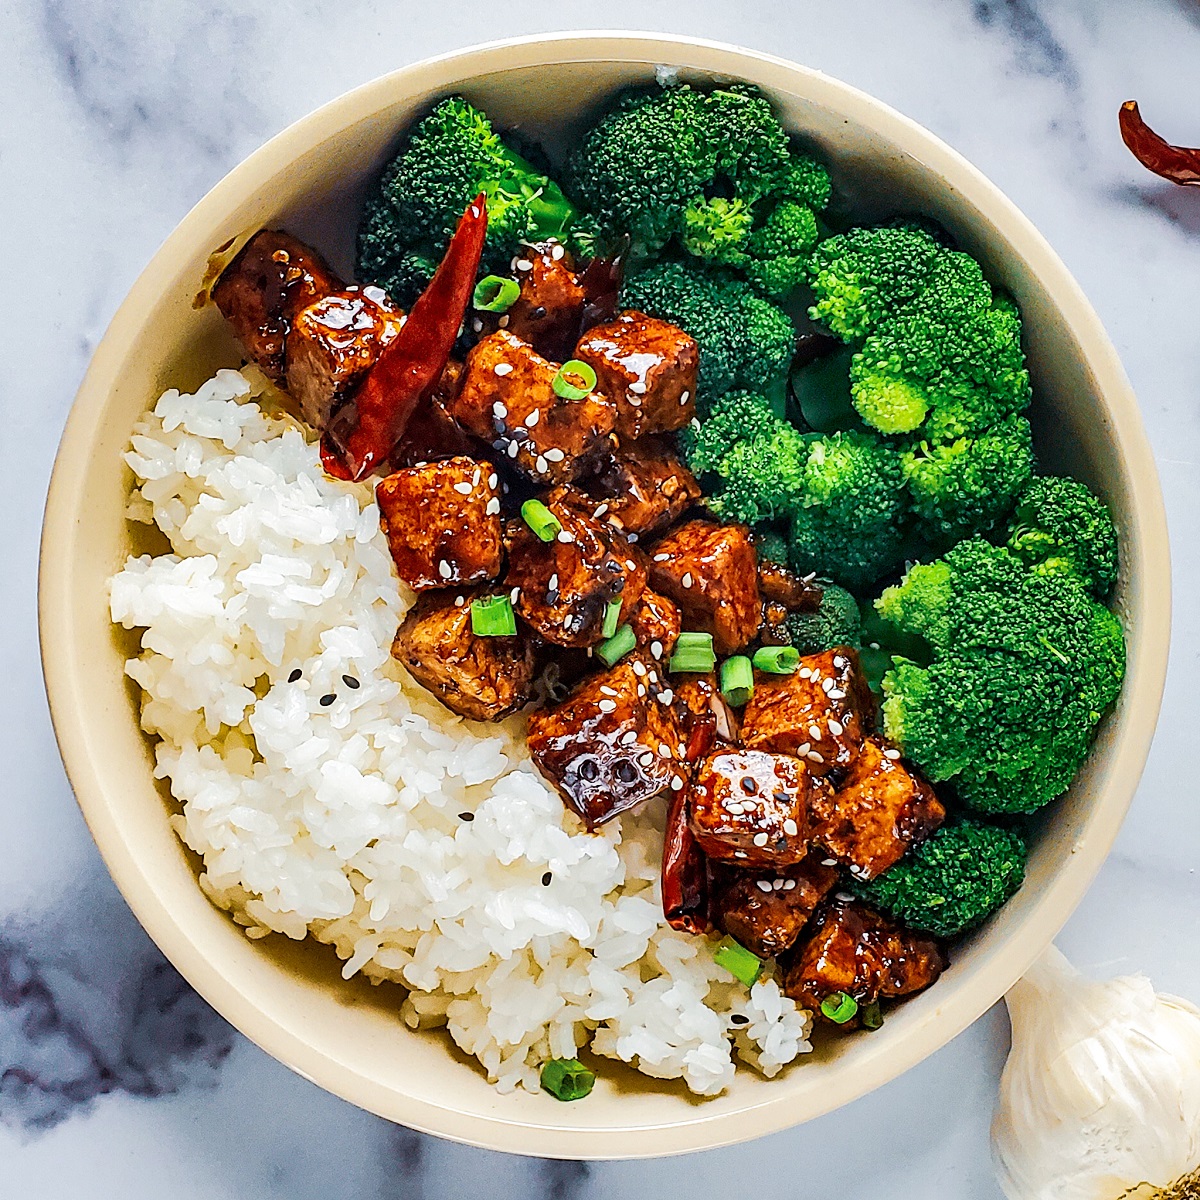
[669,631,716,674]
[601,599,623,640]
[595,623,636,667]
[752,645,800,674]
[719,655,754,707]
[470,594,517,637]
[552,359,597,400]
[472,274,520,313]
[713,936,762,988]
[540,1057,595,1101]
[820,991,859,1024]
[860,999,884,1031]
[520,498,562,543]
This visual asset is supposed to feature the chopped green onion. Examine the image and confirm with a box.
[713,936,763,988]
[752,645,801,674]
[675,632,715,652]
[470,595,517,637]
[720,655,754,707]
[521,498,562,543]
[552,359,597,400]
[472,274,520,313]
[596,624,636,667]
[668,648,717,674]
[601,599,623,639]
[860,1000,884,1031]
[820,991,859,1024]
[540,1057,595,1101]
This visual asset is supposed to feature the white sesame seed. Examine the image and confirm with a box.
[637,685,646,697]
[808,725,822,741]
[783,818,799,836]
[658,745,672,759]
[472,466,481,485]
[472,318,483,333]
[753,832,769,847]
[438,559,452,579]
[773,878,785,891]
[727,802,745,815]
[783,879,797,891]
[497,314,510,328]
[884,748,902,760]
[626,560,636,571]
[632,661,646,676]
[486,473,499,490]
[600,685,618,697]
[796,742,811,756]
[454,481,473,495]
[828,719,844,736]
[798,668,812,680]
[544,448,566,462]
[802,571,817,583]
[629,380,647,394]
[682,572,693,589]
[680,390,690,404]
[647,671,659,684]
[822,678,835,693]
[470,205,481,218]
[757,879,773,893]
[551,244,565,260]
[639,752,654,765]
[594,503,609,517]
[627,395,642,407]
[557,529,575,544]
[510,586,520,604]
[833,656,848,668]
[485,497,501,515]
[516,258,533,271]
[808,751,824,764]
[836,891,855,903]
[548,574,559,591]
[621,729,638,744]
[494,362,514,376]
[627,532,639,543]
[656,691,672,705]
[828,689,847,700]
[670,775,685,790]
[454,595,465,607]
[537,456,550,474]
[691,417,701,431]
[507,441,519,458]
[598,699,617,713]
[526,408,540,427]
[651,641,663,659]
[821,858,837,867]
[653,553,669,562]
[492,401,508,418]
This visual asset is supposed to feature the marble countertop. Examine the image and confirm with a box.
[5,0,1198,1194]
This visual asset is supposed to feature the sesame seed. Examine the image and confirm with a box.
[594,503,609,517]
[796,742,811,756]
[342,674,360,689]
[548,573,559,591]
[626,560,636,571]
[783,818,798,836]
[730,1012,750,1025]
[802,571,817,583]
[727,802,745,815]
[516,258,533,271]
[459,811,475,821]
[639,752,654,765]
[735,851,747,859]
[600,685,618,697]
[287,668,302,682]
[821,858,837,867]
[485,497,501,515]
[536,455,549,474]
[488,473,499,488]
[636,685,646,697]
[621,729,638,744]
[627,395,642,407]
[510,586,520,604]
[809,724,823,741]
[470,205,481,218]
[670,775,684,790]
[629,380,647,394]
[651,641,663,659]
[454,595,466,607]
[773,878,785,891]
[647,671,659,684]
[822,678,835,693]
[526,408,540,427]
[653,553,669,562]
[472,318,483,333]
[494,362,514,376]
[753,832,769,847]
[828,719,844,736]
[598,699,617,713]
[658,745,672,759]
[627,532,639,543]
[544,448,565,462]
[438,559,452,579]
[472,467,482,485]
[657,688,674,705]
[808,751,824,764]
[680,390,690,404]
[833,656,848,668]
[690,417,701,431]
[454,481,473,495]
[836,891,855,903]
[798,668,812,680]
[783,879,797,891]
[320,693,336,707]
[884,748,902,760]
[551,244,565,260]
[828,689,847,700]
[756,880,773,893]
[632,661,647,676]
[492,401,508,418]
[507,441,519,458]
[541,870,552,885]
[682,572,693,589]
[497,314,510,329]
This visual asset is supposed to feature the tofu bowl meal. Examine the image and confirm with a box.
[39,34,1170,1157]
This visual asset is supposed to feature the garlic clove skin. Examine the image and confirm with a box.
[993,945,1200,1200]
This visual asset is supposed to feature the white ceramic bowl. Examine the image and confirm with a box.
[39,33,1170,1158]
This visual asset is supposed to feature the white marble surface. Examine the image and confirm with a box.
[4,0,1199,1194]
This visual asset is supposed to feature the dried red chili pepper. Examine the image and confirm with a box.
[684,715,716,764]
[1119,100,1200,186]
[322,194,488,480]
[662,789,709,935]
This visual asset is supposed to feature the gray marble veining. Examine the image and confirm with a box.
[5,0,1199,1195]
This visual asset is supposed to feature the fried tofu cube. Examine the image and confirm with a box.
[574,311,698,440]
[376,456,502,591]
[810,736,945,881]
[505,493,647,648]
[648,520,762,654]
[451,330,617,485]
[527,655,687,828]
[212,229,341,381]
[782,899,948,1019]
[503,241,585,362]
[688,748,815,869]
[587,438,702,538]
[391,589,535,722]
[741,648,875,776]
[285,286,405,429]
[710,853,839,958]
[626,587,681,660]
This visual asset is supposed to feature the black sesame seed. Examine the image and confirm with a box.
[288,668,302,683]
[342,674,360,689]
[541,871,552,886]
[319,693,336,706]
[529,305,547,320]
[546,590,560,606]
[730,1013,750,1025]
[740,776,759,795]
[578,757,600,782]
[459,811,475,822]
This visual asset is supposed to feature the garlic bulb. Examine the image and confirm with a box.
[993,945,1200,1199]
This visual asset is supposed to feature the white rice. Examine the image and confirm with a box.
[109,368,813,1095]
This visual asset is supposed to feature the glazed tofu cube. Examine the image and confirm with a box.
[574,311,698,440]
[212,229,341,381]
[285,286,405,429]
[376,457,502,591]
[709,853,839,958]
[527,655,687,828]
[741,648,875,776]
[810,736,945,881]
[503,241,585,362]
[505,494,647,648]
[648,520,761,654]
[688,748,815,869]
[626,588,681,660]
[391,589,535,722]
[587,438,702,539]
[782,899,947,1019]
[450,330,617,485]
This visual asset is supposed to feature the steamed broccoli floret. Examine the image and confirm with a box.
[622,261,795,402]
[876,535,1126,813]
[356,96,581,303]
[569,84,830,294]
[902,414,1035,544]
[851,819,1027,938]
[754,529,790,566]
[785,585,862,653]
[1006,476,1119,597]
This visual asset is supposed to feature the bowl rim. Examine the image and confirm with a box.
[38,30,1171,1158]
